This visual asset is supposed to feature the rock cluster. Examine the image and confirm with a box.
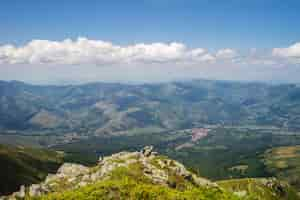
[260,178,287,195]
[1,146,213,200]
[56,163,89,178]
[141,145,154,157]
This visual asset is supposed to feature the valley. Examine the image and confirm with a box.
[1,1,299,198]
[1,80,300,198]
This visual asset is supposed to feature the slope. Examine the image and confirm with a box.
[2,146,298,200]
[0,144,64,195]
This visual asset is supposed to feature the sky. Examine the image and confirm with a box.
[0,0,300,84]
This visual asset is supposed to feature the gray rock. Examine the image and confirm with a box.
[82,174,91,182]
[57,163,89,178]
[67,177,77,183]
[78,181,88,187]
[18,185,25,198]
[1,148,217,199]
[90,171,102,182]
[98,156,103,164]
[192,175,214,186]
[141,156,168,185]
[141,146,154,157]
[29,184,43,197]
[45,174,57,184]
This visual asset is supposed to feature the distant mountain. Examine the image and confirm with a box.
[1,80,300,136]
[2,146,298,200]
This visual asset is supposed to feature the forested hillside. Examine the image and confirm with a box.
[0,144,64,195]
[1,80,300,137]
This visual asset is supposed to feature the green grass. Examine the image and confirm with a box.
[52,127,300,182]
[33,163,299,200]
[36,162,239,200]
[2,144,299,199]
[263,145,300,191]
[36,177,239,200]
[218,178,299,200]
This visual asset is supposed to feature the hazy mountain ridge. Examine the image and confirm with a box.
[1,80,300,136]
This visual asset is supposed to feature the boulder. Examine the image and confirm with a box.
[29,184,43,197]
[141,146,154,157]
[98,156,103,164]
[45,174,57,184]
[78,181,88,187]
[18,185,25,198]
[57,163,89,178]
[82,174,91,182]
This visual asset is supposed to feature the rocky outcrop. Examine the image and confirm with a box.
[56,163,89,178]
[0,146,215,199]
[141,145,154,157]
[28,184,43,197]
[2,146,291,200]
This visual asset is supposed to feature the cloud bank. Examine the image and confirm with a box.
[0,38,300,84]
[0,37,219,65]
[272,42,300,63]
[216,49,238,59]
[0,37,298,67]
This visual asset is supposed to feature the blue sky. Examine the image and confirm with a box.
[0,0,300,84]
[1,0,300,49]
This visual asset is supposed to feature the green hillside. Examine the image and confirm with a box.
[39,172,236,200]
[0,144,64,196]
[1,80,300,141]
[263,145,300,191]
[1,80,300,199]
[39,177,298,200]
[218,178,298,200]
[52,126,300,181]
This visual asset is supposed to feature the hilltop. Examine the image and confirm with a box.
[1,146,298,200]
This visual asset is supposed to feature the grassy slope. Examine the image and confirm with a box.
[34,161,236,200]
[218,178,299,200]
[39,178,237,200]
[1,145,299,199]
[263,145,300,191]
[37,161,299,200]
[0,144,64,195]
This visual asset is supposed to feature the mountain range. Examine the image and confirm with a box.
[2,80,300,199]
[1,80,300,137]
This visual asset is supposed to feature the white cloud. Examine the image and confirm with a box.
[272,42,300,64]
[1,38,299,68]
[0,37,220,65]
[196,53,216,62]
[216,48,238,59]
[272,42,300,58]
[2,39,300,84]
